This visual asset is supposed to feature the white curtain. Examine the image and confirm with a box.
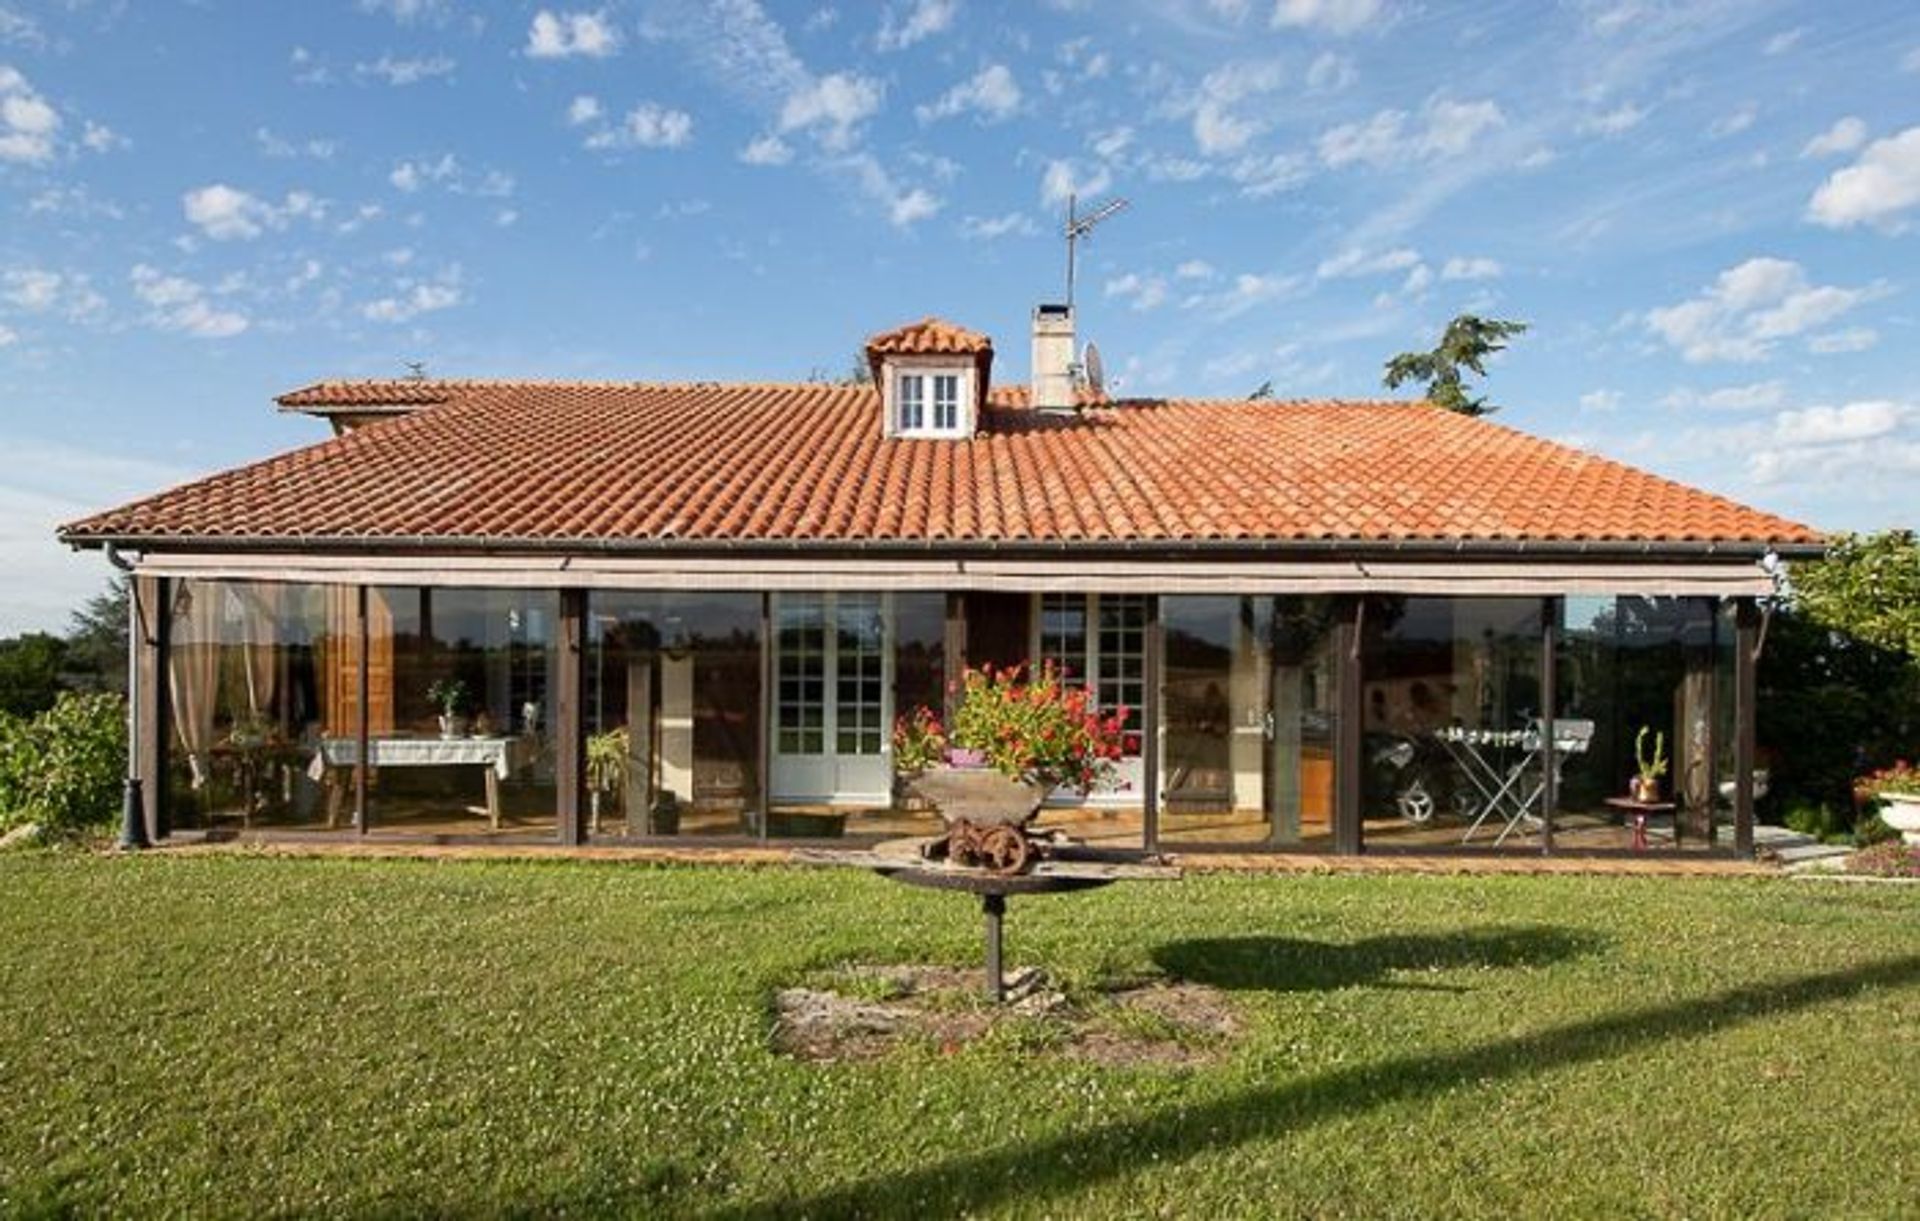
[238,583,282,717]
[168,583,222,789]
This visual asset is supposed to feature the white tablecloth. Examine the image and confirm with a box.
[308,736,535,781]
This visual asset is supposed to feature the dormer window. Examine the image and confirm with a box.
[865,316,994,441]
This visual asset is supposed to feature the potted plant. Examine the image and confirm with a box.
[585,727,629,834]
[894,660,1128,830]
[1630,724,1667,803]
[426,678,471,739]
[1856,760,1920,845]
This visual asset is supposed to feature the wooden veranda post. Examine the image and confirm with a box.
[1734,597,1759,859]
[555,589,588,846]
[1333,596,1364,855]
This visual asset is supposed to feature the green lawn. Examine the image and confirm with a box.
[1,855,1915,1218]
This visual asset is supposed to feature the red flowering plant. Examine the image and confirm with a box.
[891,661,1130,794]
[1855,760,1920,803]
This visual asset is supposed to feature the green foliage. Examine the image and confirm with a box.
[0,859,1916,1215]
[1781,801,1851,844]
[940,662,1129,792]
[426,677,471,715]
[1382,314,1528,416]
[62,577,129,695]
[0,692,126,835]
[1792,531,1920,659]
[1633,725,1668,781]
[0,632,68,717]
[585,727,629,795]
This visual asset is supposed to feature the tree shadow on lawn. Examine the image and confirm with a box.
[720,952,1920,1219]
[1153,926,1604,993]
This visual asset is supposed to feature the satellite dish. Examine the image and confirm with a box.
[1082,341,1105,396]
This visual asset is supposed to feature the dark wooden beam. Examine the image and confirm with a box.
[1142,596,1162,853]
[355,585,370,833]
[943,592,967,722]
[1334,596,1364,855]
[1734,597,1759,859]
[756,592,773,841]
[555,589,588,845]
[135,575,169,841]
[1540,597,1559,855]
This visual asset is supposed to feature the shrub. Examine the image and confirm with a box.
[1781,802,1850,844]
[0,692,126,836]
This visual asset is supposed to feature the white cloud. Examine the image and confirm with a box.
[256,126,339,159]
[1189,59,1287,156]
[1661,381,1787,411]
[363,267,464,323]
[358,0,451,22]
[1707,102,1756,139]
[1225,151,1309,197]
[567,95,602,126]
[1807,125,1920,231]
[1580,102,1647,137]
[1763,27,1803,55]
[180,184,326,241]
[585,103,694,150]
[1039,158,1111,207]
[355,54,455,86]
[1305,51,1355,91]
[738,133,793,165]
[527,10,621,59]
[1440,256,1502,281]
[0,322,15,345]
[1317,246,1419,279]
[2,268,104,320]
[876,0,957,52]
[959,211,1036,240]
[1579,389,1622,413]
[1772,401,1908,447]
[1317,96,1503,168]
[1190,270,1301,320]
[389,153,458,192]
[916,63,1020,124]
[779,71,882,151]
[1903,46,1920,73]
[1176,259,1215,280]
[1105,271,1167,311]
[1801,116,1867,159]
[1807,327,1877,354]
[0,64,59,164]
[829,152,941,228]
[1645,257,1878,363]
[0,9,45,50]
[1270,0,1385,36]
[129,264,248,339]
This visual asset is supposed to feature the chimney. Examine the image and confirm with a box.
[1030,303,1076,412]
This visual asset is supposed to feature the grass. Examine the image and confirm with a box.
[0,854,1916,1218]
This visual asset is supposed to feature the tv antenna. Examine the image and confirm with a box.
[1063,192,1129,310]
[403,360,430,381]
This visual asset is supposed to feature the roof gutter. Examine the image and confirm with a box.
[60,530,1827,563]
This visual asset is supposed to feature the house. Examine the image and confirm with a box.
[59,306,1822,855]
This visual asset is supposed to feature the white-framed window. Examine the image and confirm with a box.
[890,366,969,437]
[933,374,959,431]
[897,374,926,432]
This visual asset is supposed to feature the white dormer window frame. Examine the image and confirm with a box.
[882,357,976,439]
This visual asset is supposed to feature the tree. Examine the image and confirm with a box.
[63,577,129,696]
[1790,530,1920,658]
[0,633,68,717]
[1382,315,1528,416]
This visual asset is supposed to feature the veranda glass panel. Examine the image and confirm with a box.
[1158,596,1338,848]
[363,588,558,838]
[1361,597,1547,850]
[586,592,763,839]
[164,579,358,834]
[1555,596,1722,851]
[831,592,944,841]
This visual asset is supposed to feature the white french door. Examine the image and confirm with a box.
[771,593,893,805]
[1033,593,1147,803]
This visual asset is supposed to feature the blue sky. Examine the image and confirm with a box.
[2,0,1917,632]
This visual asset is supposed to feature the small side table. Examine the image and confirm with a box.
[1604,797,1676,851]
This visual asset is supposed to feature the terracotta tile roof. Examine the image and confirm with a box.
[60,380,1822,550]
[276,380,460,409]
[864,317,992,357]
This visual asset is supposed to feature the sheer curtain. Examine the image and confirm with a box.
[168,583,222,788]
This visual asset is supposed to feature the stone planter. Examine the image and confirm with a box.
[1877,793,1920,846]
[908,767,1048,829]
